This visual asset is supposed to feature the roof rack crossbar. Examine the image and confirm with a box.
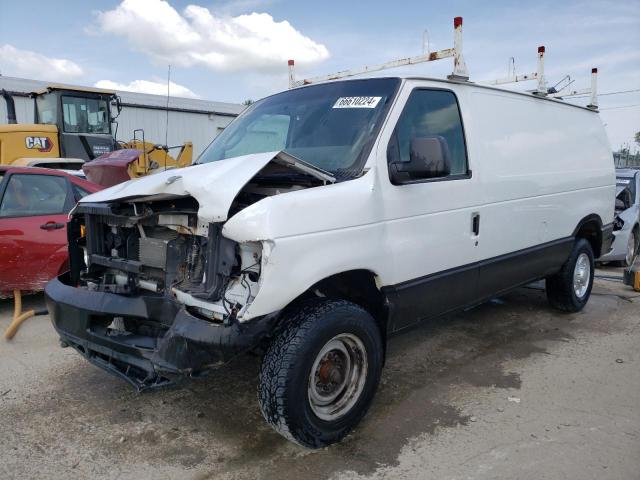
[288,16,468,88]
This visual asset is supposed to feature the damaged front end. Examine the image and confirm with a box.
[45,151,335,390]
[46,196,274,390]
[71,197,263,321]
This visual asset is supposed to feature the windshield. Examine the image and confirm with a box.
[61,95,110,134]
[198,78,400,176]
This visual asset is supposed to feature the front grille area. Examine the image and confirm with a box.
[75,201,203,295]
[70,199,238,305]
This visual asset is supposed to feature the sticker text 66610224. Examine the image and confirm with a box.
[332,96,382,109]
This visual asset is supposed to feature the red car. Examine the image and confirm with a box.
[0,167,102,297]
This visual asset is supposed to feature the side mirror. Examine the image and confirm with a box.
[389,135,451,184]
[110,95,122,121]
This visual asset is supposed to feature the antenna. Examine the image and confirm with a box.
[507,57,515,79]
[287,16,469,88]
[164,64,170,171]
[422,29,430,55]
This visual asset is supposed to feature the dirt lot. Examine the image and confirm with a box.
[1,271,638,480]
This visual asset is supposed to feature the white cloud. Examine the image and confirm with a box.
[0,44,84,81]
[94,79,199,98]
[95,0,329,72]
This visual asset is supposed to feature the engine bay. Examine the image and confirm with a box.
[67,163,329,324]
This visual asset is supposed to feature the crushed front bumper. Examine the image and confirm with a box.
[45,273,276,391]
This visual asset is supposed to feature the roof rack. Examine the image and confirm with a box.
[549,68,599,109]
[287,16,469,89]
[486,46,547,95]
[482,46,598,110]
[286,18,599,110]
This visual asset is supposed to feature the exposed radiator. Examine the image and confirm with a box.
[138,229,179,270]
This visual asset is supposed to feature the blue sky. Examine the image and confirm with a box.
[0,0,638,148]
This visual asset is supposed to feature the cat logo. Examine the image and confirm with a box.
[25,136,53,153]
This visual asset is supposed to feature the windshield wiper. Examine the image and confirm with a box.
[252,171,322,186]
[273,151,336,184]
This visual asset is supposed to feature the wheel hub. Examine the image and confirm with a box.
[573,252,591,299]
[308,334,368,421]
[626,234,635,266]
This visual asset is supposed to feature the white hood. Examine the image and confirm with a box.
[80,150,335,225]
[80,152,280,223]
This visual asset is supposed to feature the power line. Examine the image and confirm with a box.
[562,88,640,99]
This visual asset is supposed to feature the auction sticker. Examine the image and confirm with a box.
[333,96,382,108]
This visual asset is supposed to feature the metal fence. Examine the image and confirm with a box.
[614,151,640,168]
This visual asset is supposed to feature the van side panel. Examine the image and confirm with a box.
[463,91,614,296]
[377,82,614,331]
[468,90,614,260]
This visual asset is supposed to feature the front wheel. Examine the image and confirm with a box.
[546,238,595,312]
[258,300,383,448]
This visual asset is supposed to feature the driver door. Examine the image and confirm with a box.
[378,86,481,331]
[0,173,74,292]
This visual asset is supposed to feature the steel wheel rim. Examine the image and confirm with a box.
[573,252,591,299]
[626,234,635,266]
[308,333,368,421]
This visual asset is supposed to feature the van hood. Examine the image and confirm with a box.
[79,151,334,224]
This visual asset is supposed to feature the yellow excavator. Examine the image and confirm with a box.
[0,85,192,181]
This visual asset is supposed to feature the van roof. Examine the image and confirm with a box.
[406,76,599,112]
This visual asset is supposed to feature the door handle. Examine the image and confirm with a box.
[472,213,480,236]
[40,222,65,230]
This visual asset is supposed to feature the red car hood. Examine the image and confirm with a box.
[82,149,142,187]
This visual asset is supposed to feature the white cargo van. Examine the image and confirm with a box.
[46,76,614,448]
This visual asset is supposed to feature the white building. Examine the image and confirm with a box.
[0,76,244,158]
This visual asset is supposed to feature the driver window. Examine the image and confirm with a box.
[388,89,468,177]
[0,175,69,218]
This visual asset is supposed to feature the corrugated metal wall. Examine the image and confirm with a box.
[0,76,244,159]
[112,105,233,156]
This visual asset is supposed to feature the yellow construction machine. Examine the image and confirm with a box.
[0,85,192,177]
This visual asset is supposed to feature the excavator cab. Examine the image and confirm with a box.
[33,86,120,161]
[2,85,192,183]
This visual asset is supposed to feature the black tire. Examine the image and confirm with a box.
[258,299,383,448]
[546,238,595,312]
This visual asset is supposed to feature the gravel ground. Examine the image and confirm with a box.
[0,270,638,480]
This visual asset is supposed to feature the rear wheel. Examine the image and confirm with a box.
[546,238,595,312]
[624,231,637,267]
[258,299,383,448]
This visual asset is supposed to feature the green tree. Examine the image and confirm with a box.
[634,131,640,147]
